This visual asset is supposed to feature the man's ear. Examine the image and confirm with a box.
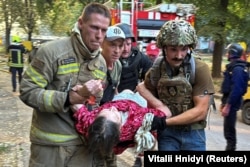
[78,18,83,30]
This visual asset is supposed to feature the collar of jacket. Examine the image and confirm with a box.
[71,22,100,60]
[227,59,246,70]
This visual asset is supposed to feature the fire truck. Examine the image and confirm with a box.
[104,0,197,48]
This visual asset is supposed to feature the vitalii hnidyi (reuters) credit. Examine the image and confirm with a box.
[144,151,249,167]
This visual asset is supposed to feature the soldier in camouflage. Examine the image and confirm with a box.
[136,20,215,151]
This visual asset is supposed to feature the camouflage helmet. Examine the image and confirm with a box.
[156,20,198,48]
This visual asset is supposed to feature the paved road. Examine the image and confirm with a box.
[0,56,249,167]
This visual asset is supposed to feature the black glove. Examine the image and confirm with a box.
[151,116,167,131]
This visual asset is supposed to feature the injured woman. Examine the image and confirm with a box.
[71,89,171,157]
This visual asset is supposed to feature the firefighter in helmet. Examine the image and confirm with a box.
[225,43,246,61]
[114,23,152,92]
[7,37,26,92]
[221,43,248,151]
[136,20,215,151]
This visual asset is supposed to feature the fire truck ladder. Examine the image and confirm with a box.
[118,0,137,35]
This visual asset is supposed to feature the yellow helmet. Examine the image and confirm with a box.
[12,35,21,43]
[238,42,247,51]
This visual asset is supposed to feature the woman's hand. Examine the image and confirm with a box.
[71,104,84,112]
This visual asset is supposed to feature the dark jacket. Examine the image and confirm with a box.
[221,60,248,109]
[8,43,26,68]
[118,47,152,92]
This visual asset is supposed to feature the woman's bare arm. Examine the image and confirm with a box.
[136,82,172,117]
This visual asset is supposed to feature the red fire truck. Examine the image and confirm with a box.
[104,0,197,48]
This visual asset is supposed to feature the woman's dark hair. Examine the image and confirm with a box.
[87,116,120,156]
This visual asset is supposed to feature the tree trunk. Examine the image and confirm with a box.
[212,41,224,78]
[211,0,228,78]
[5,27,11,54]
[28,30,32,41]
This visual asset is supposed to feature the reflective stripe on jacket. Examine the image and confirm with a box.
[20,36,107,145]
[31,125,79,143]
[8,43,25,68]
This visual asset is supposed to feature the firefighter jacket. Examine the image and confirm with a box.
[19,27,107,146]
[118,47,152,92]
[7,43,26,68]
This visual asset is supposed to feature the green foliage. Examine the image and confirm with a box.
[2,0,250,44]
[36,0,54,18]
[1,0,22,25]
[18,0,38,37]
[185,0,250,44]
[0,144,10,154]
[43,0,83,36]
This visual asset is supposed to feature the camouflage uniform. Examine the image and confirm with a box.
[144,20,214,151]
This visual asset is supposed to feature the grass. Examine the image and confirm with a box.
[0,144,10,154]
[0,46,5,53]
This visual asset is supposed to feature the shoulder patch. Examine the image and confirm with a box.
[32,58,45,70]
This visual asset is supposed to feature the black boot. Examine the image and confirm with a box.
[225,145,236,151]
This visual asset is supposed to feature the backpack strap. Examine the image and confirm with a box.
[100,71,117,105]
[149,56,164,87]
[182,53,196,85]
[189,55,196,85]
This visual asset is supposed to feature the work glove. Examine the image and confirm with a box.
[151,116,167,131]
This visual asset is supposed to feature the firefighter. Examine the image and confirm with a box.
[225,42,247,61]
[19,3,112,166]
[220,43,248,151]
[115,23,153,92]
[7,38,26,92]
[136,20,215,151]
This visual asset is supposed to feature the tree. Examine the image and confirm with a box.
[37,0,110,36]
[18,0,37,41]
[170,0,250,78]
[211,0,228,78]
[1,0,23,53]
[40,0,84,36]
[194,0,229,78]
